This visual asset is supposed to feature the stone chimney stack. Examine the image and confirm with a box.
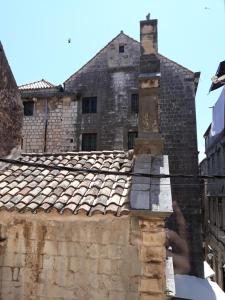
[134,16,164,155]
[0,42,23,159]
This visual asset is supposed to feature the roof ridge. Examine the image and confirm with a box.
[21,150,129,157]
[158,53,195,75]
[19,79,55,90]
[64,32,139,85]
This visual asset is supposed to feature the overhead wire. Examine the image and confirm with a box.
[0,157,224,182]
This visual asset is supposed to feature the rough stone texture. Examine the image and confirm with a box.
[20,29,202,275]
[0,42,23,157]
[200,120,225,288]
[0,211,170,300]
[159,56,203,277]
[130,216,168,300]
[64,32,139,151]
[22,94,78,153]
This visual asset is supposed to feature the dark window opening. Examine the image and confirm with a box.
[128,132,138,150]
[131,94,139,113]
[119,45,125,53]
[70,139,74,143]
[82,133,97,151]
[23,101,34,116]
[82,97,97,114]
[223,265,225,291]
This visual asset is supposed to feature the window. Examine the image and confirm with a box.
[119,45,124,53]
[82,133,97,151]
[128,132,138,150]
[82,97,97,114]
[131,94,139,113]
[23,101,34,116]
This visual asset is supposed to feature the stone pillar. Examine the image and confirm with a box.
[0,42,23,159]
[139,217,167,300]
[135,17,164,155]
[130,16,174,300]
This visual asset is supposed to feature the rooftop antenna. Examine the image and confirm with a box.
[146,13,150,20]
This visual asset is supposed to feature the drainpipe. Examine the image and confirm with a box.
[43,99,48,153]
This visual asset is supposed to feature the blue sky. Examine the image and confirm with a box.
[1,0,224,160]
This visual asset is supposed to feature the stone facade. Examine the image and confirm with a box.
[0,42,23,157]
[0,212,169,300]
[200,108,225,290]
[22,93,78,153]
[20,19,202,277]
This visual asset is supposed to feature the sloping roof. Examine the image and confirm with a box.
[204,123,212,138]
[19,79,55,90]
[64,32,195,85]
[0,151,133,216]
[64,31,139,84]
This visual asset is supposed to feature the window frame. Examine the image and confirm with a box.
[81,133,97,151]
[119,45,125,53]
[23,100,34,116]
[82,97,97,114]
[128,131,138,150]
[131,93,139,114]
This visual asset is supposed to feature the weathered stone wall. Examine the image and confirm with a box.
[0,212,141,300]
[0,42,23,157]
[160,56,203,276]
[65,33,139,151]
[22,96,78,153]
[131,216,167,300]
[64,36,202,275]
[0,212,169,300]
[20,33,202,275]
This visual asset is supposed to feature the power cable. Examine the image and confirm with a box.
[0,157,224,180]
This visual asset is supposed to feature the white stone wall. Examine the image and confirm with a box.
[0,212,140,300]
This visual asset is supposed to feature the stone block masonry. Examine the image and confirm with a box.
[0,42,23,158]
[0,211,170,300]
[22,96,79,153]
[0,212,140,300]
[21,24,202,276]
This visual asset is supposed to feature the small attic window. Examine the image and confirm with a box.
[23,101,34,116]
[119,45,125,53]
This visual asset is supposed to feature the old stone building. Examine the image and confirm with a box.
[0,19,184,300]
[21,18,203,277]
[0,42,23,158]
[200,85,225,290]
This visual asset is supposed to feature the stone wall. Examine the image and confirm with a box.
[22,96,78,153]
[159,56,203,277]
[64,33,139,151]
[20,32,202,275]
[0,213,138,300]
[0,42,23,157]
[0,212,168,300]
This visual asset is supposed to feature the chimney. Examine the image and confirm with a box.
[130,17,174,300]
[0,42,23,160]
[134,16,164,155]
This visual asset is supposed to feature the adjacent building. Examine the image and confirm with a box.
[200,85,225,290]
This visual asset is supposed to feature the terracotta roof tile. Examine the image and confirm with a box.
[19,79,55,90]
[0,151,134,216]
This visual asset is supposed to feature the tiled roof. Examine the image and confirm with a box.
[0,151,133,216]
[19,79,55,90]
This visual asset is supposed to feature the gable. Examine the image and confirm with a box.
[64,32,140,87]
